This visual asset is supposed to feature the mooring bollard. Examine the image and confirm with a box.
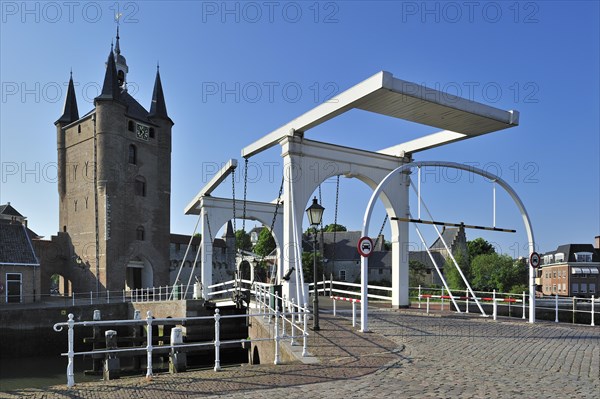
[169,327,187,373]
[103,330,120,380]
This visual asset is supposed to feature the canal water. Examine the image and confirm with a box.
[0,355,98,391]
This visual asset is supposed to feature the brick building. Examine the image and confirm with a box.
[540,241,600,297]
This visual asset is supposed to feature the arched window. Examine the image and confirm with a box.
[135,176,146,197]
[136,226,145,241]
[128,120,135,132]
[128,144,137,165]
[149,128,155,138]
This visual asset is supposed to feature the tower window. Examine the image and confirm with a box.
[136,226,145,241]
[128,144,137,165]
[78,125,81,134]
[149,128,155,139]
[128,120,135,132]
[135,176,146,196]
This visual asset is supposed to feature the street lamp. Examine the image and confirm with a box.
[306,196,324,330]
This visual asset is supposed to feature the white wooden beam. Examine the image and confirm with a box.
[184,159,237,215]
[378,130,467,156]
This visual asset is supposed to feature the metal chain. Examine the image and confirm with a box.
[374,214,388,249]
[269,176,284,235]
[232,169,236,234]
[331,176,340,266]
[242,158,248,232]
[206,214,214,243]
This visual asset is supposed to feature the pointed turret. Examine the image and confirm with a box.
[96,45,121,102]
[149,67,170,121]
[114,26,129,89]
[56,72,79,125]
[225,220,235,237]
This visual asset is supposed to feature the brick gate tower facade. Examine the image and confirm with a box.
[54,29,173,293]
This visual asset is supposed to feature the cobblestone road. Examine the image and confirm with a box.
[2,308,598,399]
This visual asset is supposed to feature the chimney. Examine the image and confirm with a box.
[595,236,600,250]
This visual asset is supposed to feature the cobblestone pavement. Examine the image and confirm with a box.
[2,308,598,399]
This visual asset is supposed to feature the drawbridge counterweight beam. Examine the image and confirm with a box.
[390,217,516,233]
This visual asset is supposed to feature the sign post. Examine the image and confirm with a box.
[529,252,540,268]
[357,236,374,258]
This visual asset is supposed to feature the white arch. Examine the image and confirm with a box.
[360,161,536,331]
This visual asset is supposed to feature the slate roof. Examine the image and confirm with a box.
[429,227,460,250]
[0,203,23,217]
[543,244,600,263]
[0,222,39,265]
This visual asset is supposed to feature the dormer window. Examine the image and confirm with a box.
[575,252,593,262]
[554,253,565,263]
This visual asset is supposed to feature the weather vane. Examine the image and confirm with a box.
[115,12,123,25]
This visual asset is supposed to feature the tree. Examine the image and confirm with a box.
[302,250,323,283]
[253,227,276,257]
[235,230,252,251]
[409,260,429,287]
[467,238,495,262]
[444,250,469,290]
[324,224,347,232]
[470,253,526,292]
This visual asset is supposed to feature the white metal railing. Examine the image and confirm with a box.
[53,298,310,388]
[316,279,598,327]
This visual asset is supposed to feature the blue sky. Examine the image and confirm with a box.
[1,1,598,256]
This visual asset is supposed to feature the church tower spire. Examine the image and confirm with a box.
[113,26,129,90]
[149,65,171,121]
[56,71,79,125]
[96,44,121,102]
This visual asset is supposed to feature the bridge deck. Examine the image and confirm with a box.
[5,304,599,398]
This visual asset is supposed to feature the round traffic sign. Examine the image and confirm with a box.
[529,252,541,268]
[357,236,374,257]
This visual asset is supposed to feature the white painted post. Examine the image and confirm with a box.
[426,296,430,314]
[591,296,595,326]
[555,294,559,323]
[214,308,221,371]
[107,290,110,304]
[418,285,422,309]
[274,306,280,365]
[333,298,336,316]
[441,287,444,311]
[493,290,497,321]
[522,291,526,319]
[66,313,75,388]
[146,311,153,378]
[302,303,308,357]
[72,292,75,307]
[290,299,296,346]
[466,290,469,314]
[90,291,93,305]
[352,301,356,327]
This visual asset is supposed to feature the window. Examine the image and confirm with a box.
[575,252,593,262]
[135,176,146,196]
[339,270,346,281]
[128,120,135,132]
[128,144,137,165]
[175,243,181,252]
[552,284,556,293]
[149,128,155,138]
[580,283,587,293]
[562,283,566,292]
[136,226,144,241]
[590,283,596,293]
[572,284,578,293]
[6,273,22,303]
[78,125,81,134]
[553,271,557,278]
[555,253,565,262]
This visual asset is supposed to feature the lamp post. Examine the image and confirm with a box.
[306,197,324,331]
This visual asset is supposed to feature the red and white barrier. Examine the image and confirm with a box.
[330,296,360,327]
